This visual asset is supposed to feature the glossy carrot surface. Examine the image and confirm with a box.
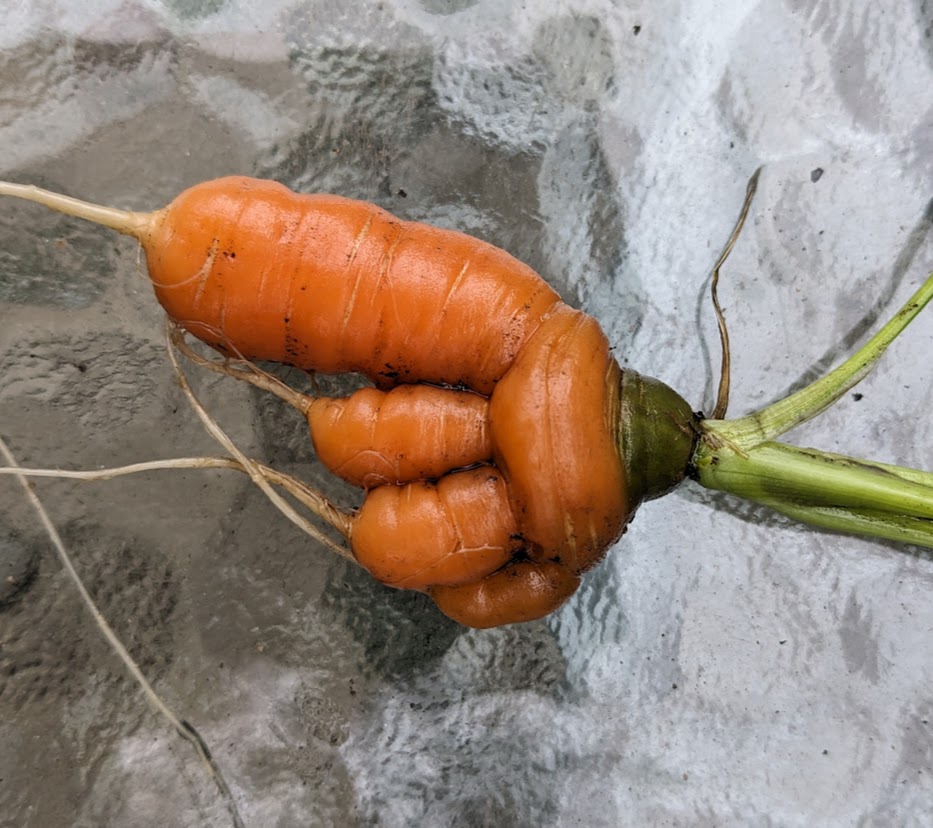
[0,175,635,627]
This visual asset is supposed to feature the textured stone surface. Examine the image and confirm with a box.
[0,2,931,825]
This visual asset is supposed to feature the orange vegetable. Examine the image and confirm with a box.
[489,304,628,574]
[0,176,697,627]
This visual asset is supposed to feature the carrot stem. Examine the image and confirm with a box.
[704,269,933,448]
[693,440,933,548]
[0,180,153,238]
[694,269,933,549]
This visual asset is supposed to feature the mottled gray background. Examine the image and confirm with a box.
[1,1,931,826]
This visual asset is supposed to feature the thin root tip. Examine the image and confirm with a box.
[0,179,153,239]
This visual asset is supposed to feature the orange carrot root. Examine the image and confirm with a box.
[0,175,635,627]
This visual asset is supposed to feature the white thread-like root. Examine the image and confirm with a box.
[0,180,153,237]
[170,327,312,413]
[0,456,354,552]
[0,436,246,828]
[166,322,353,554]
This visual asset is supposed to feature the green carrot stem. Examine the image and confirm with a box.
[704,270,933,449]
[693,437,933,548]
[770,503,933,550]
[692,269,933,549]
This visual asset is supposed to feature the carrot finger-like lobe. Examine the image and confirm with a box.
[428,561,580,628]
[307,385,491,488]
[350,468,518,589]
[490,306,628,573]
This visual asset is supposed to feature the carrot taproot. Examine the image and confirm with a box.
[339,314,630,601]
[142,177,562,394]
[489,304,628,573]
[0,176,698,628]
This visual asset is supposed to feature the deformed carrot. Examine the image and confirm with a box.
[0,176,699,627]
[3,174,931,630]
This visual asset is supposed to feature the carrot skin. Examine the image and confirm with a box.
[490,305,629,573]
[144,177,561,394]
[143,178,629,607]
[307,385,491,489]
[428,560,581,628]
[350,467,519,589]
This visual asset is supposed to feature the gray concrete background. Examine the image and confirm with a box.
[0,1,931,825]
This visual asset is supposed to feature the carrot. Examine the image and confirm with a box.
[489,304,629,573]
[141,177,562,394]
[2,175,930,629]
[0,176,697,628]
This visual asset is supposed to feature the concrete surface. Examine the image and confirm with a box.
[0,1,931,825]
